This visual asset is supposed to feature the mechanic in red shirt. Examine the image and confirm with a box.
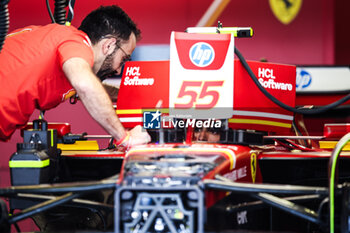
[0,5,150,147]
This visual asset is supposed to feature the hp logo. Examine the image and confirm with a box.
[296,70,312,89]
[189,42,215,67]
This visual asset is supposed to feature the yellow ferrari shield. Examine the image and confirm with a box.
[250,152,257,183]
[269,0,303,25]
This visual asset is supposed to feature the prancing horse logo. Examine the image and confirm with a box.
[269,0,303,25]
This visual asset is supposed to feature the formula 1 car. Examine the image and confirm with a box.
[1,27,350,233]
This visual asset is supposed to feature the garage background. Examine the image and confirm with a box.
[0,0,349,231]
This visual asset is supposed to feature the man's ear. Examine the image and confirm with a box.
[102,38,117,55]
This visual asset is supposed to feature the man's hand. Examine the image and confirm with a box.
[128,125,151,146]
[114,125,151,151]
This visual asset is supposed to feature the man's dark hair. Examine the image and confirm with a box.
[79,5,141,44]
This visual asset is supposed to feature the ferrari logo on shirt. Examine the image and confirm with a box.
[62,89,76,102]
[269,0,303,25]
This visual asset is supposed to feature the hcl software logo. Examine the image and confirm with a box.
[143,111,161,129]
[189,42,215,67]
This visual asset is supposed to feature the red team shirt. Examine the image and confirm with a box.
[0,24,94,141]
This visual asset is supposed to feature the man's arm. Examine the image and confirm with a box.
[62,57,150,145]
